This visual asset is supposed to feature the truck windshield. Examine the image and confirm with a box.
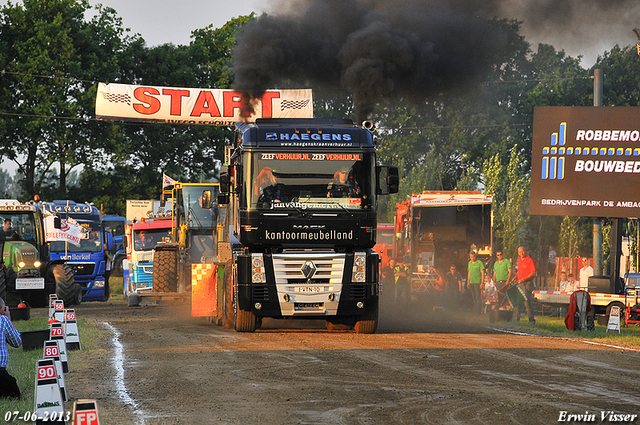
[182,184,220,229]
[247,152,374,211]
[49,221,103,253]
[0,212,37,242]
[133,229,170,251]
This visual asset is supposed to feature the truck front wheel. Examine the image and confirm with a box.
[233,266,257,332]
[354,297,379,334]
[54,264,77,306]
[153,249,177,292]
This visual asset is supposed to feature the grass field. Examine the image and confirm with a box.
[0,312,102,418]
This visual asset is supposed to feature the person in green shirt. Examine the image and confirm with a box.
[492,251,512,288]
[467,251,485,314]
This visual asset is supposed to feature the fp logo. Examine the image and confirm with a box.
[541,122,566,180]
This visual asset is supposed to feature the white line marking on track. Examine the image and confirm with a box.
[103,322,147,424]
[487,326,640,352]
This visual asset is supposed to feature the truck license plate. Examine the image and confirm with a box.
[294,302,323,311]
[16,278,45,289]
[296,286,321,293]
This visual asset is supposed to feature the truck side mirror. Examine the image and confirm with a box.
[387,166,399,194]
[54,217,61,229]
[377,166,400,195]
[219,173,230,193]
[201,190,212,209]
[216,193,230,205]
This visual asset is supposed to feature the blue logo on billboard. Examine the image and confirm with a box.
[541,122,566,180]
[543,122,640,179]
[266,132,278,141]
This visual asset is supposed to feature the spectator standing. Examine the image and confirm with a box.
[579,257,594,291]
[548,246,557,275]
[557,272,570,292]
[444,265,463,307]
[0,298,22,398]
[467,251,485,314]
[515,246,537,324]
[393,259,410,307]
[492,251,512,288]
[557,271,570,317]
[381,258,395,305]
[567,274,578,292]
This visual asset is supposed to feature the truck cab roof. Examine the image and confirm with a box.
[235,118,375,148]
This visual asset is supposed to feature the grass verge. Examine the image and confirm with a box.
[487,311,640,348]
[0,315,105,417]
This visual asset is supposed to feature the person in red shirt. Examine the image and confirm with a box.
[515,246,537,324]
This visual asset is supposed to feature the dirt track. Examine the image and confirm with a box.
[58,298,640,425]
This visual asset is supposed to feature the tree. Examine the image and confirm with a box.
[483,147,530,260]
[0,0,127,198]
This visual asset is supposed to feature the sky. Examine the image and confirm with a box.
[87,0,268,47]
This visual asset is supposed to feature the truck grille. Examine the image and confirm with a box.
[350,285,366,299]
[253,285,270,301]
[71,263,95,276]
[272,253,345,284]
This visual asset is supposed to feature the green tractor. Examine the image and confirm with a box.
[0,200,78,307]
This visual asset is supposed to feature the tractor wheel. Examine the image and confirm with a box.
[54,264,77,306]
[153,249,177,292]
[354,296,379,334]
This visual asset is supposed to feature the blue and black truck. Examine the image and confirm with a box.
[216,118,399,333]
[44,200,113,301]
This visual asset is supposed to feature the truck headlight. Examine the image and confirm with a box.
[252,254,266,283]
[18,261,26,268]
[34,261,41,268]
[352,252,366,283]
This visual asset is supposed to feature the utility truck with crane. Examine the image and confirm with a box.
[216,118,399,333]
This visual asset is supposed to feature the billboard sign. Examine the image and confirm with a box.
[95,83,313,125]
[531,106,640,217]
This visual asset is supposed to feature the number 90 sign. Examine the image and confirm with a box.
[38,365,56,380]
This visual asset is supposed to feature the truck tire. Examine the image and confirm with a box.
[233,265,257,332]
[354,296,379,334]
[221,262,234,329]
[73,284,83,305]
[153,249,177,292]
[54,264,77,306]
[111,256,124,277]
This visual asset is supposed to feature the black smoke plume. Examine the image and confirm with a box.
[233,0,508,122]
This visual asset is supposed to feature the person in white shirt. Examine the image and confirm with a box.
[579,257,593,291]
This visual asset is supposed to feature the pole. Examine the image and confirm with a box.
[593,69,603,275]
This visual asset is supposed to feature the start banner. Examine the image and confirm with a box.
[95,83,313,125]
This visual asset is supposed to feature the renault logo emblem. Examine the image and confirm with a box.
[301,261,317,280]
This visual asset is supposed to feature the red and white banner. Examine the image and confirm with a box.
[95,83,313,126]
[44,215,84,246]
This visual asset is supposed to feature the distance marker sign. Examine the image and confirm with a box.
[531,106,640,217]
